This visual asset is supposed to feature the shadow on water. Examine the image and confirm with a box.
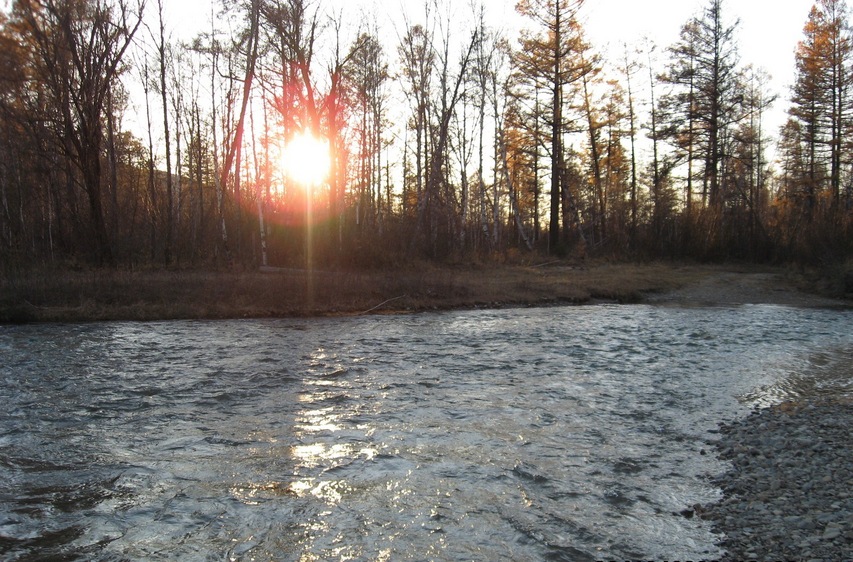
[0,525,86,561]
[0,471,117,560]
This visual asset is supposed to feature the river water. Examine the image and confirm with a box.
[1,303,851,561]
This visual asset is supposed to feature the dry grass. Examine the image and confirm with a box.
[0,261,760,323]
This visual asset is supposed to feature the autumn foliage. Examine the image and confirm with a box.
[0,0,851,274]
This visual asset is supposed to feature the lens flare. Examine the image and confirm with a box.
[281,130,331,187]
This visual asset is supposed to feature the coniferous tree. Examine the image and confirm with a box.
[789,5,833,218]
[515,0,588,254]
[787,0,853,218]
[778,0,853,260]
[661,0,743,255]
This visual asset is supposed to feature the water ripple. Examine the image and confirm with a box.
[0,305,851,560]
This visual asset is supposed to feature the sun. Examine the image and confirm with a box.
[281,130,331,187]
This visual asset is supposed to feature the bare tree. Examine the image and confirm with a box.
[15,0,145,265]
[151,0,174,264]
[398,19,436,225]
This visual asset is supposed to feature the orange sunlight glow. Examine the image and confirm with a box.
[281,130,331,188]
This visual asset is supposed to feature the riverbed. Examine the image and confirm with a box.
[1,304,851,560]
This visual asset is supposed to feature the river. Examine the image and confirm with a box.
[1,303,851,560]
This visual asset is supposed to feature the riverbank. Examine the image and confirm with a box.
[702,399,853,561]
[3,262,852,559]
[1,261,850,323]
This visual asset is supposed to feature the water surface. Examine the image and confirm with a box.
[1,304,851,560]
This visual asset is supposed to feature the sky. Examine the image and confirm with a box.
[165,0,817,86]
[582,0,816,138]
[130,0,821,171]
[0,0,820,107]
[583,0,814,126]
[163,0,817,133]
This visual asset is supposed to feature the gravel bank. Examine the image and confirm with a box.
[646,271,850,308]
[701,400,853,561]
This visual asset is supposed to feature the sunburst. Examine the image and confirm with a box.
[280,130,331,187]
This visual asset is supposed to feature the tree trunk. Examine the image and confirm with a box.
[549,7,562,253]
[157,0,174,265]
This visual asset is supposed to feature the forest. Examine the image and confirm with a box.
[0,0,852,272]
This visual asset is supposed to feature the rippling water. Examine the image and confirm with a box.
[1,304,851,561]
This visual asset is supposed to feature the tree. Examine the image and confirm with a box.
[695,0,742,212]
[790,5,833,218]
[658,23,698,210]
[13,0,145,265]
[344,32,388,231]
[621,43,642,247]
[416,22,478,255]
[787,0,853,218]
[515,0,588,254]
[727,66,774,258]
[577,49,606,246]
[820,0,851,211]
[152,0,175,264]
[0,11,35,261]
[600,79,633,253]
[223,0,261,259]
[660,0,743,255]
[775,0,853,261]
[398,21,436,224]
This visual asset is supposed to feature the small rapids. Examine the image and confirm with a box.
[1,304,851,560]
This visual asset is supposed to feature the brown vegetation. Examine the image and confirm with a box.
[3,261,848,324]
[1,0,851,276]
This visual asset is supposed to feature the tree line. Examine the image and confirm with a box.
[0,0,851,271]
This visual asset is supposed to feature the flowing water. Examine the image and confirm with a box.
[1,303,851,561]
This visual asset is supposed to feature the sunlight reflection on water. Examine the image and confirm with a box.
[0,304,851,560]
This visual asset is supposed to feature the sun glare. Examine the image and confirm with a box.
[281,131,331,187]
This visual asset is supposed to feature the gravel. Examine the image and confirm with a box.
[700,400,853,561]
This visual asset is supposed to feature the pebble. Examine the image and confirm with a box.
[823,526,841,540]
[699,400,853,562]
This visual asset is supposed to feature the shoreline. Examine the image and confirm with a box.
[2,262,850,324]
[701,400,853,561]
[3,262,852,559]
